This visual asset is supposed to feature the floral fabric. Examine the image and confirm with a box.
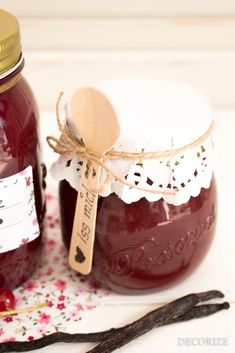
[0,194,109,342]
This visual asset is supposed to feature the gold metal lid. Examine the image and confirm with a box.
[0,9,21,74]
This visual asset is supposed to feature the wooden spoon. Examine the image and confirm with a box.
[69,87,120,275]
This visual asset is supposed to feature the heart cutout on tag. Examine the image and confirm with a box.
[75,246,86,263]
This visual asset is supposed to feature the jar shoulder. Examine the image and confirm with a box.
[0,74,39,122]
[0,74,40,176]
[96,176,217,227]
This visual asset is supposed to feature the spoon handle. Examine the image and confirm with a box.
[69,162,100,275]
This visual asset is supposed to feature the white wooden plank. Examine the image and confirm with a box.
[23,50,235,110]
[18,17,235,50]
[2,0,235,18]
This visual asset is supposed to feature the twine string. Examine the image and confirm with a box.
[47,92,214,196]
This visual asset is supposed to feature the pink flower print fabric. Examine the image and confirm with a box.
[0,194,110,342]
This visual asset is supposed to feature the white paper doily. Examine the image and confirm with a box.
[51,78,213,206]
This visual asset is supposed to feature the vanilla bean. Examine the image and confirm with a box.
[86,290,224,353]
[0,290,228,353]
[170,301,229,323]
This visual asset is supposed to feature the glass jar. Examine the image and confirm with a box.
[60,178,216,293]
[54,78,217,294]
[0,10,45,289]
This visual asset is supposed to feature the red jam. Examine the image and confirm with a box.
[0,66,45,290]
[59,177,216,293]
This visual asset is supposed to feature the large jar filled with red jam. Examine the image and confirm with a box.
[53,78,217,294]
[0,10,45,289]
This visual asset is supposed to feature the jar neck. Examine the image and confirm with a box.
[0,55,24,93]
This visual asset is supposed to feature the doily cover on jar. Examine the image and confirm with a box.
[53,78,217,294]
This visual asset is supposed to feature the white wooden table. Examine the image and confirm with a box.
[33,110,235,353]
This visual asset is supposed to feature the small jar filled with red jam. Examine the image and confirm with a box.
[0,10,45,289]
[53,78,216,294]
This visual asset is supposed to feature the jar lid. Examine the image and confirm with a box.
[0,10,21,74]
[51,78,213,206]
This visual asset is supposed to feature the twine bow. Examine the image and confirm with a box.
[47,92,214,196]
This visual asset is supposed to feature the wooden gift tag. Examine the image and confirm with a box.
[69,87,120,275]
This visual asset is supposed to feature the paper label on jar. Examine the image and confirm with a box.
[0,166,40,253]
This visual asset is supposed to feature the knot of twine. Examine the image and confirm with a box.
[47,92,214,196]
